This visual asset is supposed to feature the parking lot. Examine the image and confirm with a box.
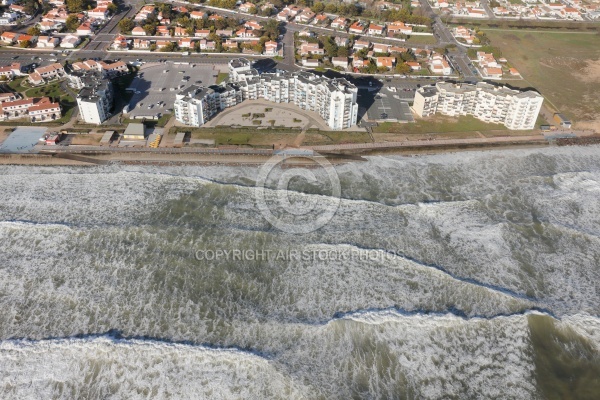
[126,62,226,119]
[358,89,415,123]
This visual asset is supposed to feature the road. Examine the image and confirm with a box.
[480,0,496,19]
[419,0,479,80]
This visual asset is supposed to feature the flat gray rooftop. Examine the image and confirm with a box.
[0,127,47,153]
[126,62,222,119]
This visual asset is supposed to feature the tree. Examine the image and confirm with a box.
[118,18,135,34]
[19,40,31,48]
[149,43,157,51]
[160,42,177,52]
[66,15,80,32]
[324,3,337,13]
[107,3,117,13]
[263,19,279,39]
[395,61,410,74]
[143,23,157,35]
[337,46,348,57]
[27,26,41,36]
[66,0,85,13]
[312,2,324,13]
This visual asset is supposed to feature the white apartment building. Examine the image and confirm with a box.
[174,84,242,127]
[226,58,358,130]
[75,72,114,124]
[412,82,543,130]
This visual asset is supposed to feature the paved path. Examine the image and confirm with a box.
[306,134,548,152]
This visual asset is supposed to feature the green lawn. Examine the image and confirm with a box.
[484,29,600,128]
[406,35,436,45]
[216,72,229,84]
[156,113,172,127]
[375,115,508,135]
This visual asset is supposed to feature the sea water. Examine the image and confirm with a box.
[0,146,598,399]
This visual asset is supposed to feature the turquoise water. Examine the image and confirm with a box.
[0,146,598,399]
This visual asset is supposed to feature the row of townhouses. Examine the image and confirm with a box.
[175,58,359,130]
[413,82,543,130]
[0,96,61,122]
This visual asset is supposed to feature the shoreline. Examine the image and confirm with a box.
[0,136,597,166]
[0,142,552,166]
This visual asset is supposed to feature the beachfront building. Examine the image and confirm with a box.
[174,84,243,127]
[412,82,543,130]
[74,71,114,124]
[228,58,358,130]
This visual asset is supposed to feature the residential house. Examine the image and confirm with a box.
[190,10,207,19]
[302,58,320,68]
[0,31,16,44]
[331,17,347,30]
[99,61,128,75]
[223,40,238,50]
[352,39,370,50]
[0,63,20,79]
[178,38,193,48]
[483,66,502,79]
[389,46,407,54]
[133,39,150,49]
[155,40,173,49]
[236,29,257,38]
[349,21,365,34]
[353,58,366,68]
[8,4,25,13]
[16,34,33,46]
[368,23,385,36]
[453,26,475,44]
[334,36,348,47]
[32,63,65,81]
[0,92,18,102]
[87,6,109,20]
[38,20,64,31]
[238,2,254,12]
[216,29,233,37]
[199,39,215,50]
[276,9,291,21]
[264,40,278,55]
[110,34,127,50]
[28,98,61,122]
[194,29,210,38]
[332,57,348,69]
[375,57,395,69]
[28,72,44,86]
[406,61,421,71]
[314,13,329,25]
[135,5,155,22]
[36,35,60,48]
[173,27,187,37]
[300,42,324,56]
[244,20,262,31]
[295,8,315,23]
[428,54,452,75]
[156,26,170,36]
[76,22,93,35]
[387,21,412,35]
[373,43,390,53]
[298,29,314,37]
[132,26,146,36]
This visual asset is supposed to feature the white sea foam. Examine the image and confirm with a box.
[0,337,314,400]
[1,146,599,398]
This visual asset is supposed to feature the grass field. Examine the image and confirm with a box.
[372,115,545,141]
[177,127,371,147]
[406,35,436,45]
[216,73,229,84]
[484,30,600,130]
